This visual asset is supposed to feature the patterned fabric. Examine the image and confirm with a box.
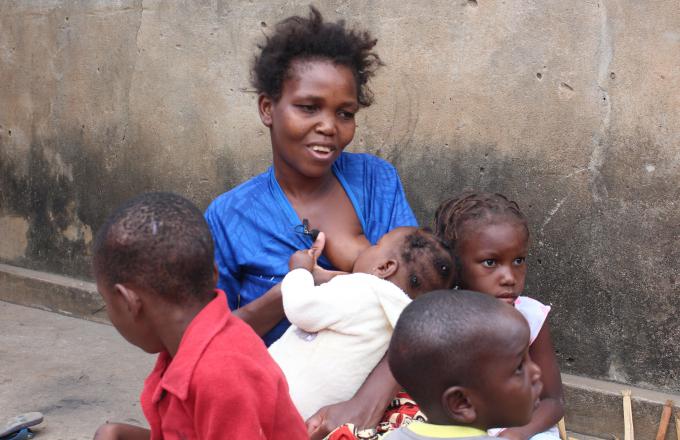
[205,152,417,346]
[326,392,427,440]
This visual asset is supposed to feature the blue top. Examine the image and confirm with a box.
[205,152,418,346]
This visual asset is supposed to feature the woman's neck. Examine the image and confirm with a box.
[274,162,336,201]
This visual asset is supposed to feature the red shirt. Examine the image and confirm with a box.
[140,290,307,440]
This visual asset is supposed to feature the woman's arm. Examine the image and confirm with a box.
[232,283,284,337]
[306,353,400,440]
[499,323,564,440]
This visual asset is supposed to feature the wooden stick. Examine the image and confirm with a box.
[675,412,679,440]
[622,389,634,440]
[655,400,673,440]
[557,417,568,440]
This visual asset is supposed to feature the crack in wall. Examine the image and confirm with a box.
[587,0,613,204]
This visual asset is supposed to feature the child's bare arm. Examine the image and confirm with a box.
[93,423,150,440]
[500,323,564,440]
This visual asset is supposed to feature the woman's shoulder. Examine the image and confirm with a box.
[206,169,271,216]
[336,151,399,174]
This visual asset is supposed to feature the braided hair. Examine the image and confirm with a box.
[434,191,529,250]
[400,228,455,292]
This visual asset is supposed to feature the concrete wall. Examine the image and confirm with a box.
[1,0,678,395]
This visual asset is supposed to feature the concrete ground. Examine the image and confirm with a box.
[0,301,154,440]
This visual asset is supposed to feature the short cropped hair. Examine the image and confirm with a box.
[389,290,515,408]
[400,229,455,291]
[252,6,383,107]
[92,192,215,304]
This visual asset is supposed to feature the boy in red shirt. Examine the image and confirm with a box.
[92,192,307,440]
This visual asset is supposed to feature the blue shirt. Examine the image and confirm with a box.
[205,152,417,346]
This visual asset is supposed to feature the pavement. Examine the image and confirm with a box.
[0,300,154,440]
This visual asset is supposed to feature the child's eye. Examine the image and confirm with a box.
[515,360,525,374]
[296,104,317,113]
[513,257,526,266]
[338,110,355,120]
[482,259,496,267]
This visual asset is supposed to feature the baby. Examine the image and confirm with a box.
[268,227,454,420]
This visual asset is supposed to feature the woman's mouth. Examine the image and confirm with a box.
[307,145,336,160]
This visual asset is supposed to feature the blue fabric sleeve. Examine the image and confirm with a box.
[205,200,242,311]
[385,162,418,229]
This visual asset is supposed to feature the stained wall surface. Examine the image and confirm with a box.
[1,1,678,393]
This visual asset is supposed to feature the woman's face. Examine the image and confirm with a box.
[258,59,359,181]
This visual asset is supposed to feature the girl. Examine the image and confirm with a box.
[434,191,564,440]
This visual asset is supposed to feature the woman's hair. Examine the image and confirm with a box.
[434,191,529,249]
[251,6,383,107]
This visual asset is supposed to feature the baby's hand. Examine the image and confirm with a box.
[312,266,347,285]
[288,232,327,272]
[289,250,315,272]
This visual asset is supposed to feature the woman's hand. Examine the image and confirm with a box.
[306,355,399,439]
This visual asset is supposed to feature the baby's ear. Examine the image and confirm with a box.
[442,386,477,424]
[374,259,398,279]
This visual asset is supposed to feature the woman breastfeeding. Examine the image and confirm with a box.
[204,7,417,438]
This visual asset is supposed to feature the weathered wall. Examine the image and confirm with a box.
[1,1,678,393]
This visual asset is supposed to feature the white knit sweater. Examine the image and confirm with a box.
[268,268,412,420]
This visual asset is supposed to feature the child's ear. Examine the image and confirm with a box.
[258,94,274,127]
[442,386,477,424]
[114,283,143,318]
[374,259,398,280]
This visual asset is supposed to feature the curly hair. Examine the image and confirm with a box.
[434,191,529,249]
[252,6,383,107]
[400,228,455,292]
[93,192,215,304]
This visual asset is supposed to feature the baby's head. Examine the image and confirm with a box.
[434,191,529,304]
[388,290,542,430]
[352,227,454,299]
[92,192,216,352]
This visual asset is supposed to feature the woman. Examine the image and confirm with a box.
[205,7,417,438]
